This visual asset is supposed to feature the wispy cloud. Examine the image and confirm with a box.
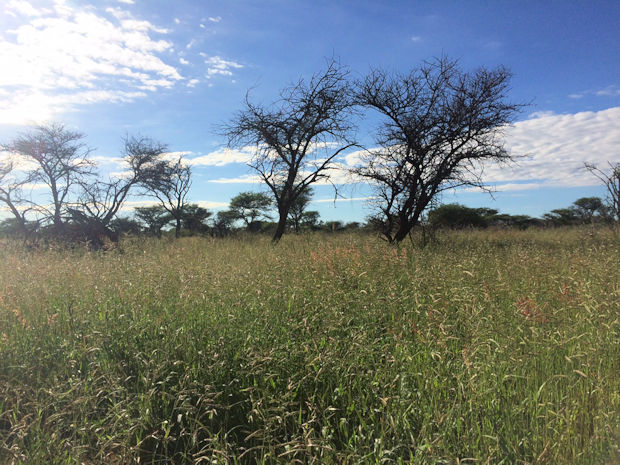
[0,0,182,124]
[116,199,228,212]
[478,106,620,190]
[595,85,620,97]
[342,107,620,192]
[208,174,262,184]
[204,55,243,78]
[208,16,221,23]
[568,85,620,100]
[4,0,46,17]
[313,196,376,204]
[188,147,254,166]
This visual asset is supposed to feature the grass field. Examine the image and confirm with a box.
[1,228,619,464]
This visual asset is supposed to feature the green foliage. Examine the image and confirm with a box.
[543,197,609,226]
[109,216,141,236]
[228,191,272,229]
[428,203,495,229]
[286,187,321,232]
[0,229,618,463]
[180,204,211,235]
[134,205,172,236]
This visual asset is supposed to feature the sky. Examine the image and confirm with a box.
[0,0,619,223]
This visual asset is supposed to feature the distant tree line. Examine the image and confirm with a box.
[424,196,615,231]
[1,57,618,246]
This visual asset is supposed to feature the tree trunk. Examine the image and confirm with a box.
[272,212,288,242]
[392,225,411,243]
[175,216,181,238]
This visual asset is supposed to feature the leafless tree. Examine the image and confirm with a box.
[353,57,524,243]
[223,59,356,242]
[2,123,94,234]
[69,136,171,243]
[585,162,620,223]
[0,159,30,234]
[142,156,192,238]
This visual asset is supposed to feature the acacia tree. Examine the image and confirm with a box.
[69,136,171,243]
[134,205,171,237]
[0,159,30,234]
[223,59,356,242]
[2,123,94,234]
[572,196,604,223]
[142,156,192,238]
[353,57,523,243]
[286,186,319,232]
[585,162,620,223]
[228,191,272,230]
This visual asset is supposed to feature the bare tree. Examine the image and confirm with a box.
[353,57,523,243]
[69,136,171,243]
[223,59,356,242]
[0,159,30,234]
[585,162,620,223]
[2,123,94,234]
[143,156,192,238]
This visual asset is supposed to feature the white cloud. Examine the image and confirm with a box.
[595,86,620,97]
[0,1,182,124]
[528,111,557,119]
[411,36,422,42]
[208,16,221,23]
[174,18,180,25]
[188,147,255,166]
[478,107,620,190]
[343,107,620,191]
[179,57,189,65]
[568,85,620,100]
[5,0,46,17]
[114,199,229,212]
[313,196,376,204]
[187,78,199,87]
[195,200,228,209]
[204,55,243,78]
[208,174,262,184]
[117,0,135,4]
[205,108,619,191]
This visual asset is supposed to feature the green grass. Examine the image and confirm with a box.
[1,228,619,464]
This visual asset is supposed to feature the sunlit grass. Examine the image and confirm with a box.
[1,228,619,463]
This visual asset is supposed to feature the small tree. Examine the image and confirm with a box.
[353,57,523,243]
[543,208,579,226]
[135,205,171,237]
[0,159,31,235]
[2,123,94,233]
[212,210,238,237]
[69,136,171,244]
[228,191,272,230]
[585,162,620,223]
[572,197,604,223]
[181,204,212,235]
[223,59,356,242]
[287,187,314,233]
[143,156,192,238]
[428,203,496,229]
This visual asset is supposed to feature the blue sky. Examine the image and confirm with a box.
[1,0,619,222]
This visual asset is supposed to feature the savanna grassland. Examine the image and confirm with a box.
[0,228,619,464]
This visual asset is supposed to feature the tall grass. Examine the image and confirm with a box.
[1,228,619,464]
